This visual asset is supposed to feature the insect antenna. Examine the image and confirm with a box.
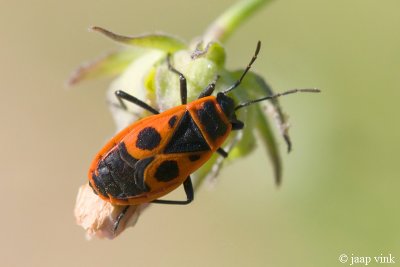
[222,41,261,94]
[235,88,321,111]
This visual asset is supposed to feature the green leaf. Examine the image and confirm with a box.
[223,70,287,185]
[236,71,292,152]
[67,48,143,86]
[192,130,243,191]
[91,26,187,52]
[254,105,282,186]
[227,106,257,159]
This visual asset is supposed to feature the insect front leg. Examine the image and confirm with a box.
[231,118,244,130]
[167,54,187,105]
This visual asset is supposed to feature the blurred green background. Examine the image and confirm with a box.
[1,0,399,266]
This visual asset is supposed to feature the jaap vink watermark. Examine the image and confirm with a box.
[339,253,395,265]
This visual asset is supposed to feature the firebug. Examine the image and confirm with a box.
[88,41,320,230]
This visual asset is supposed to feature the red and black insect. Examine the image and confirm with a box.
[87,41,319,230]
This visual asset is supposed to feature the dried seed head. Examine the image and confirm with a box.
[74,183,149,239]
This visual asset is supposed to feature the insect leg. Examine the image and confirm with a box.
[114,90,160,114]
[113,205,130,233]
[198,75,220,99]
[217,148,228,158]
[152,176,194,205]
[167,54,187,105]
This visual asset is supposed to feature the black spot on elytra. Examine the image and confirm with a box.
[168,115,178,128]
[197,101,228,141]
[136,127,161,150]
[188,154,201,161]
[164,111,210,154]
[154,160,179,182]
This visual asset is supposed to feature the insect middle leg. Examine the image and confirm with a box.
[216,148,228,158]
[167,54,187,105]
[198,75,220,99]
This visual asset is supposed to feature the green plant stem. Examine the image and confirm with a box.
[203,0,272,44]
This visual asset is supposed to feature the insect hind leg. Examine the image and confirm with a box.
[114,177,194,233]
[113,205,130,234]
[152,176,193,205]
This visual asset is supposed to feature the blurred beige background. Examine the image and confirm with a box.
[1,0,399,266]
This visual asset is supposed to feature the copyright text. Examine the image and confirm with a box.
[339,253,395,265]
